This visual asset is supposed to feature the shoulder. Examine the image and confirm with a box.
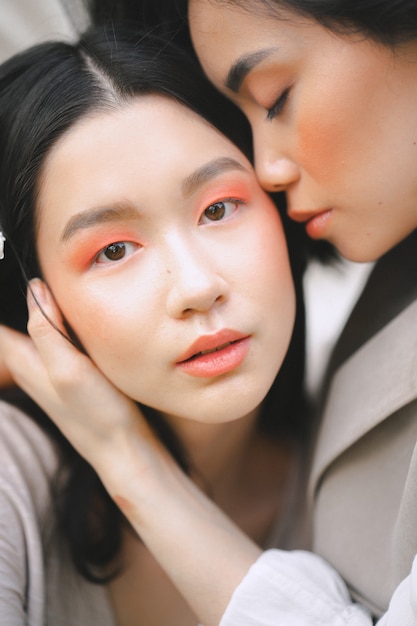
[0,399,60,521]
[0,398,59,471]
[0,400,61,623]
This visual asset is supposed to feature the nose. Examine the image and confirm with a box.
[252,125,300,193]
[165,237,230,319]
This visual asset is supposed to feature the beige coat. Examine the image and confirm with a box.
[309,230,417,618]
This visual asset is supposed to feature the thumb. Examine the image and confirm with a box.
[26,278,90,391]
[27,278,71,346]
[26,279,138,421]
[0,323,46,392]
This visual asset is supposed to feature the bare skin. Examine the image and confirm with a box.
[0,92,301,624]
[0,281,260,625]
[107,433,296,626]
[0,357,13,388]
[189,1,417,262]
[0,280,299,626]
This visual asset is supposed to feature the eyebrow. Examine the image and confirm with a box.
[61,205,138,243]
[182,157,247,197]
[61,157,248,242]
[225,48,278,93]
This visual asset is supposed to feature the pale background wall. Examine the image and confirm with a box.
[0,0,78,63]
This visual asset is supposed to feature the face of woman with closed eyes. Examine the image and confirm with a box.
[35,96,295,426]
[189,0,417,262]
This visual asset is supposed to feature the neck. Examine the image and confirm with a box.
[163,407,261,497]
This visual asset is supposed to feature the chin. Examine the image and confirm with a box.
[332,228,409,263]
[332,238,385,264]
[179,381,271,426]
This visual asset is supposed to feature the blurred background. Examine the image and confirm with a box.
[0,0,80,62]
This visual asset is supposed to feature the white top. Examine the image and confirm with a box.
[219,549,417,625]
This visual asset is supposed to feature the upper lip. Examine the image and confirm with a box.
[176,329,249,363]
[288,208,331,223]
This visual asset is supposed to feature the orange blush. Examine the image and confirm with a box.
[63,228,141,271]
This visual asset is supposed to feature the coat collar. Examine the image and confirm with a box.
[309,299,417,499]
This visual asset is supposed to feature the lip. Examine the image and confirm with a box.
[288,208,333,239]
[176,329,251,378]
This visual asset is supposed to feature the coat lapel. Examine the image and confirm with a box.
[310,230,417,498]
[325,229,417,375]
[310,297,417,499]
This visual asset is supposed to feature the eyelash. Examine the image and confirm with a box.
[94,241,139,265]
[199,198,243,224]
[266,87,291,121]
[90,196,244,266]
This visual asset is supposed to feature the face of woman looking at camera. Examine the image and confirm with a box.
[35,96,295,427]
[189,1,417,262]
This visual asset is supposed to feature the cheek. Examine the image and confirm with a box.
[63,294,148,391]
[251,209,295,307]
[296,96,350,183]
[295,65,377,183]
[46,273,133,358]
[58,288,115,350]
[253,219,296,372]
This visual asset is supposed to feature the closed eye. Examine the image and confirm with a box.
[266,87,291,121]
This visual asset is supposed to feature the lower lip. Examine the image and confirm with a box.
[305,209,333,239]
[177,337,250,378]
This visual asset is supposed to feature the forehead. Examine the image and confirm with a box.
[189,1,312,81]
[40,94,242,182]
[189,0,295,32]
[36,95,250,229]
[47,95,217,152]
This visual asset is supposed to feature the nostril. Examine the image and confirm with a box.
[271,183,286,191]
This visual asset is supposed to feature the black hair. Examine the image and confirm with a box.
[206,0,417,46]
[82,0,417,49]
[0,23,309,582]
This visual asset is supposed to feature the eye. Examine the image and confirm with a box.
[95,241,138,264]
[199,199,241,225]
[266,87,291,121]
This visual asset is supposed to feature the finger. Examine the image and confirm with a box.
[27,279,140,426]
[27,278,72,354]
[0,349,15,389]
[0,324,56,399]
[26,281,157,467]
[27,279,99,393]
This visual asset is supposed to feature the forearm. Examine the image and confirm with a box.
[98,428,261,626]
[0,354,14,389]
[0,279,261,626]
[0,282,373,626]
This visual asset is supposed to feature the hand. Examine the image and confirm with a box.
[0,279,262,626]
[0,278,160,477]
[0,353,14,389]
[0,278,261,626]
